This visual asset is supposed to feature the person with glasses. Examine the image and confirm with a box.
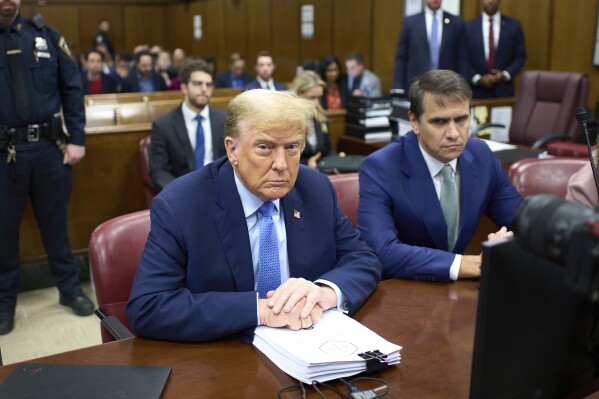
[149,58,226,190]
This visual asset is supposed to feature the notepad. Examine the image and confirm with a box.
[253,310,402,384]
[0,363,171,399]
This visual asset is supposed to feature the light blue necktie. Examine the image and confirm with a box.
[257,201,281,298]
[194,114,205,170]
[430,11,440,70]
[440,165,458,251]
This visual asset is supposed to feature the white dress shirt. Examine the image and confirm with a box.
[472,12,512,85]
[182,102,214,165]
[418,144,462,281]
[256,77,275,90]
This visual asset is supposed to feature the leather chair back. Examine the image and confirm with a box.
[510,71,589,147]
[328,173,359,227]
[508,157,588,198]
[89,210,151,343]
[139,136,158,208]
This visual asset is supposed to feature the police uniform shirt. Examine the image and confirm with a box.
[0,13,85,145]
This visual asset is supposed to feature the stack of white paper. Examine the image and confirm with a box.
[253,310,402,384]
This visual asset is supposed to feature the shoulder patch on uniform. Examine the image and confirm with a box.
[58,36,72,57]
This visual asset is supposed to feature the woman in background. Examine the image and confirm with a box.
[318,54,348,110]
[289,71,343,169]
[566,141,599,207]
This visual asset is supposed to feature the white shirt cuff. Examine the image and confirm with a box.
[315,279,347,313]
[502,71,511,81]
[472,74,482,85]
[449,254,462,281]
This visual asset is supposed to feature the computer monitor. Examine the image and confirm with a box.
[470,237,599,399]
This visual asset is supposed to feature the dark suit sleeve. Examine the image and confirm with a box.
[455,17,470,82]
[504,20,526,79]
[358,156,456,282]
[210,107,227,158]
[126,194,259,342]
[149,119,177,189]
[47,27,86,145]
[393,22,410,90]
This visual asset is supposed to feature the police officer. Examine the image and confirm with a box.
[0,0,94,335]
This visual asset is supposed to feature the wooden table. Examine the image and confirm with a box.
[0,279,478,398]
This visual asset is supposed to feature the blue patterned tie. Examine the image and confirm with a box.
[430,11,440,70]
[194,114,205,170]
[440,165,458,251]
[257,201,281,298]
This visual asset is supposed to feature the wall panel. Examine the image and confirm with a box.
[299,0,333,64]
[372,0,403,93]
[246,0,272,63]
[32,5,80,48]
[224,0,249,62]
[78,6,124,54]
[333,0,373,68]
[272,0,300,81]
[163,3,194,54]
[122,5,165,52]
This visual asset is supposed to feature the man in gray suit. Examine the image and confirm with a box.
[345,52,382,98]
[150,58,227,190]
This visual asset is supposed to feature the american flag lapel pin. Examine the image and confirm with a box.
[294,209,301,219]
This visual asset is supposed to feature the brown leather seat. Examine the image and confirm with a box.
[328,173,359,226]
[89,210,151,343]
[510,71,589,148]
[139,136,159,208]
[508,157,589,198]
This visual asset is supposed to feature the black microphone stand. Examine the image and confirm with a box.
[576,107,599,199]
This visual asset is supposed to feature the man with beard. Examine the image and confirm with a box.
[149,58,226,190]
[121,49,167,93]
[0,0,94,334]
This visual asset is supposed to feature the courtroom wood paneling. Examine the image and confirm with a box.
[32,5,80,48]
[551,0,599,110]
[78,6,124,54]
[333,0,373,69]
[181,0,227,67]
[123,6,166,51]
[299,0,334,64]
[246,0,272,64]
[163,3,194,55]
[371,0,403,93]
[272,0,300,81]
[223,0,249,62]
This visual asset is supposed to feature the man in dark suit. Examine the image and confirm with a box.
[359,70,522,282]
[244,51,288,91]
[121,50,167,93]
[465,0,526,99]
[392,0,467,92]
[91,19,114,59]
[127,89,381,342]
[81,50,118,95]
[215,53,253,89]
[149,58,226,190]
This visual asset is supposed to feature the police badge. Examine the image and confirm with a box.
[34,37,48,52]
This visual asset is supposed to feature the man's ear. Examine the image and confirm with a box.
[408,111,420,135]
[225,137,239,166]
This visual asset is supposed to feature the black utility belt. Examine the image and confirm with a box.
[0,123,58,142]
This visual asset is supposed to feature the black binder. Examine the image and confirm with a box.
[0,363,171,399]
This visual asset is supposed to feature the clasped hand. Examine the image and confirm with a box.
[258,278,338,330]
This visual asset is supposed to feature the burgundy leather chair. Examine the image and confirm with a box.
[328,173,359,227]
[89,210,151,343]
[139,136,159,208]
[509,70,589,148]
[508,158,589,198]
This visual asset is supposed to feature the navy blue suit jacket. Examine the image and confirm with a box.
[127,158,381,342]
[121,72,167,93]
[465,15,526,98]
[149,104,227,190]
[358,132,522,282]
[244,80,288,91]
[393,11,467,90]
[215,71,253,88]
[80,72,118,94]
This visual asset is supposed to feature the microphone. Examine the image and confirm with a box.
[574,107,599,199]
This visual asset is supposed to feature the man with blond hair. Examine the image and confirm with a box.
[127,89,381,342]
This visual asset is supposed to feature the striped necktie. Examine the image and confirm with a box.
[440,165,458,251]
